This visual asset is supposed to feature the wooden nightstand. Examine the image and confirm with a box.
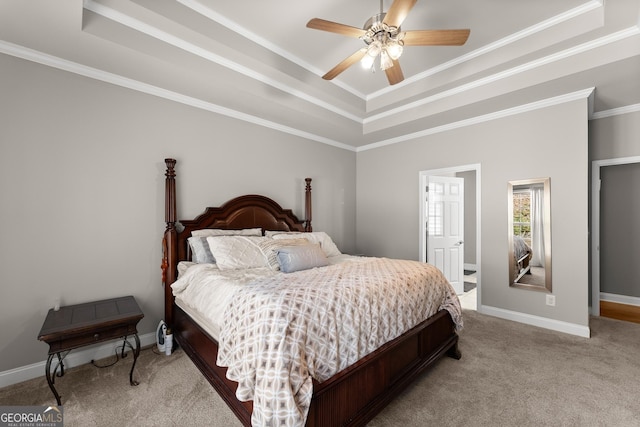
[37,295,144,405]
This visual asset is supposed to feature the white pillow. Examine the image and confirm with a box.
[257,238,310,270]
[188,228,262,263]
[277,243,329,273]
[192,228,262,237]
[271,231,341,257]
[205,236,268,270]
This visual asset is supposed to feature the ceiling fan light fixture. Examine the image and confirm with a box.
[360,13,403,71]
[361,53,376,69]
[386,39,403,60]
[366,40,382,57]
[380,49,393,70]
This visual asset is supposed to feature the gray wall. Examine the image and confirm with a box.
[2,44,632,375]
[356,100,590,327]
[590,111,640,299]
[589,111,640,161]
[0,54,356,372]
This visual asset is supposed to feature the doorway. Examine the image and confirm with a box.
[426,175,465,294]
[591,156,640,320]
[419,164,481,310]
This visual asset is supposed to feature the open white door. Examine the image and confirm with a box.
[427,176,465,294]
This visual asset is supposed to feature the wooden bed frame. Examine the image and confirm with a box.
[161,158,461,426]
[512,237,533,283]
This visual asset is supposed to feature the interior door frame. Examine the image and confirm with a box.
[591,155,640,316]
[419,164,482,307]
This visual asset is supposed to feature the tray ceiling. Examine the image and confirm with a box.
[1,0,639,149]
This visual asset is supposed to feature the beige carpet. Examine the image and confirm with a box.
[515,266,546,287]
[2,310,639,426]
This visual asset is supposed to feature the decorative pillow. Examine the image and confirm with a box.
[205,236,268,270]
[276,243,329,273]
[270,231,342,257]
[188,228,262,263]
[188,236,215,263]
[257,238,310,270]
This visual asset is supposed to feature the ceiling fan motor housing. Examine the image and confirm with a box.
[362,13,402,45]
[363,13,386,32]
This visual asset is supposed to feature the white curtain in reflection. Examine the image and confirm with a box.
[530,186,545,267]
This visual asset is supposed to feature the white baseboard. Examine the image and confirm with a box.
[478,305,591,338]
[0,332,156,389]
[600,292,640,307]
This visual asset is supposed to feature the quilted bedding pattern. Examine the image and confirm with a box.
[216,257,462,427]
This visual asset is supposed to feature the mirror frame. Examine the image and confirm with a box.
[508,177,552,293]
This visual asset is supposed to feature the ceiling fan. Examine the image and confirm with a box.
[306,0,470,85]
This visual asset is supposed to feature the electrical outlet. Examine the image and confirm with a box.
[546,294,556,306]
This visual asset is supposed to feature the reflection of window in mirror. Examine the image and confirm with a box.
[508,178,551,293]
[513,189,531,246]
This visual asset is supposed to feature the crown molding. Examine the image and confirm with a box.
[176,0,605,115]
[367,0,604,101]
[0,39,356,152]
[3,33,631,155]
[364,25,640,125]
[176,0,604,104]
[84,0,364,124]
[591,103,640,120]
[175,0,367,100]
[2,37,623,154]
[94,0,610,128]
[357,88,595,152]
[4,0,636,154]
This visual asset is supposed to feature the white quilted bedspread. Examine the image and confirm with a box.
[199,257,463,427]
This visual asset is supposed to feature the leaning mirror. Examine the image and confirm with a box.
[508,178,552,292]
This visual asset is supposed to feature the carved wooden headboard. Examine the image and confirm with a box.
[161,158,312,324]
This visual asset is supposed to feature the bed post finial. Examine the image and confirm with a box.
[163,158,178,326]
[305,178,312,232]
[165,158,177,226]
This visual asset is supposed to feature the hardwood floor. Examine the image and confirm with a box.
[600,300,640,324]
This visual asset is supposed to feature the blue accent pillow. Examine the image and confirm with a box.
[276,243,329,273]
[187,236,215,263]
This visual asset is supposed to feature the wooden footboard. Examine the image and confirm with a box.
[173,303,459,427]
[308,309,459,426]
